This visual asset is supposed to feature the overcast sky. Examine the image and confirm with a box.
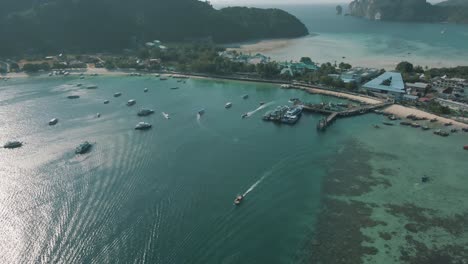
[211,0,443,5]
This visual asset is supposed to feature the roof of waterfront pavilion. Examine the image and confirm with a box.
[363,71,405,93]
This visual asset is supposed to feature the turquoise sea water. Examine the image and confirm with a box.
[229,4,468,69]
[0,76,467,263]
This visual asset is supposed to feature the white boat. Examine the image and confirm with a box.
[49,118,59,126]
[225,102,232,109]
[127,99,136,106]
[162,112,170,119]
[135,122,152,130]
[104,100,109,104]
[113,92,122,97]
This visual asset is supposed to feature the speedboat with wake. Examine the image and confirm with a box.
[241,113,248,119]
[234,195,244,205]
[198,109,205,115]
[162,112,170,119]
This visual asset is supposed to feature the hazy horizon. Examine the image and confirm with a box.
[211,0,444,5]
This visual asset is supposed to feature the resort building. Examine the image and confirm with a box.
[431,77,466,95]
[406,82,429,96]
[340,67,380,84]
[279,61,318,77]
[363,72,406,99]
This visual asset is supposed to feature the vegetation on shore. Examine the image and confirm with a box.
[0,0,308,56]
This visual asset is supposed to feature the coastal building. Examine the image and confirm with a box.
[340,67,379,83]
[219,51,270,65]
[406,82,429,96]
[280,61,318,77]
[363,72,406,99]
[435,98,468,112]
[431,77,466,93]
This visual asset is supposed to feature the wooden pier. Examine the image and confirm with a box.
[296,101,393,131]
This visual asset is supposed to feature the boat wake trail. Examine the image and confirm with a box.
[246,101,274,117]
[243,170,272,197]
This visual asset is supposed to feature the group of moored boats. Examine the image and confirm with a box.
[263,105,303,124]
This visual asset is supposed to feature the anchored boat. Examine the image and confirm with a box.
[137,109,155,116]
[225,102,232,109]
[135,122,152,130]
[49,118,59,126]
[113,92,122,97]
[127,99,136,106]
[3,141,22,149]
[75,141,92,154]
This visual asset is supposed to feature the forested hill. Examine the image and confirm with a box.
[0,0,308,56]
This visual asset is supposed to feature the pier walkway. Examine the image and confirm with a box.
[296,101,393,131]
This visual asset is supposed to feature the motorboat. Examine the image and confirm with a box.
[162,112,170,119]
[135,122,152,130]
[234,195,244,205]
[96,113,101,118]
[170,87,179,90]
[104,100,109,104]
[198,109,205,115]
[464,146,468,150]
[67,95,80,99]
[225,102,232,109]
[49,118,59,126]
[114,92,122,97]
[144,88,148,92]
[3,141,22,149]
[421,126,430,131]
[137,109,155,116]
[127,99,136,106]
[241,113,248,119]
[242,94,249,99]
[86,85,98,89]
[75,141,92,154]
[259,102,265,106]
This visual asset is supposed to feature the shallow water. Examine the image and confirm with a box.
[0,75,466,263]
[229,4,468,69]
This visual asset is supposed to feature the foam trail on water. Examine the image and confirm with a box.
[243,171,271,196]
[245,101,274,117]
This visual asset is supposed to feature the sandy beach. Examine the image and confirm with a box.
[298,86,383,105]
[384,104,468,129]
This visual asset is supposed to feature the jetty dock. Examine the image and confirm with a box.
[294,100,393,131]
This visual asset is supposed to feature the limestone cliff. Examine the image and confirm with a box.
[348,0,437,22]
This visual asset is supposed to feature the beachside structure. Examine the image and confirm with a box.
[218,51,270,65]
[406,82,430,96]
[363,72,406,99]
[431,77,466,97]
[340,67,380,83]
[280,61,318,77]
